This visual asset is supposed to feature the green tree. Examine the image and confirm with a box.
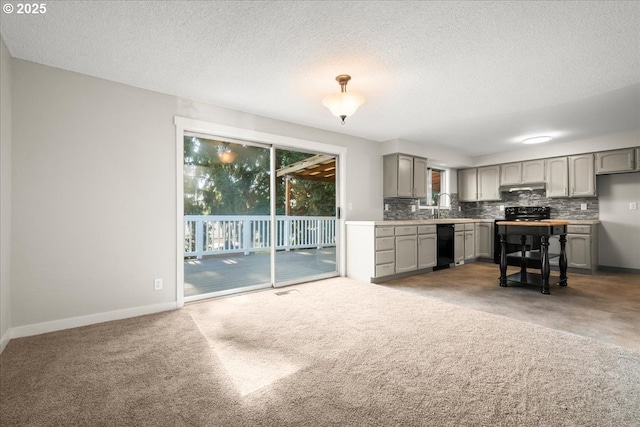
[183,137,335,216]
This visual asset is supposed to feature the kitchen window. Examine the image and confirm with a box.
[418,168,450,210]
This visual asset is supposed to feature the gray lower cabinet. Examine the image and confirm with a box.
[395,234,418,273]
[566,224,598,271]
[475,222,494,259]
[417,225,437,269]
[454,225,465,263]
[464,224,475,260]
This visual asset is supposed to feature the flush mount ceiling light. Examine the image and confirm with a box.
[522,136,552,145]
[322,74,365,125]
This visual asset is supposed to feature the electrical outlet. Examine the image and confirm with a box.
[411,205,416,212]
[580,203,587,211]
[384,204,389,211]
[630,202,638,210]
[154,278,163,290]
[499,205,505,211]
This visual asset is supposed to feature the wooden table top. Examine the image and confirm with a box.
[496,220,571,226]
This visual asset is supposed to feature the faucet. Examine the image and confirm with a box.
[433,193,451,219]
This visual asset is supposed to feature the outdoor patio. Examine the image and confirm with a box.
[184,247,337,297]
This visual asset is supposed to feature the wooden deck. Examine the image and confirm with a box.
[184,247,337,297]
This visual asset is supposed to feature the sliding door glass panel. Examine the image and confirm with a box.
[274,148,338,286]
[183,136,272,299]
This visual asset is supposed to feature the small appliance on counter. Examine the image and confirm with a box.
[494,206,551,268]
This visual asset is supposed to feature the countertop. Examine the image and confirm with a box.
[496,220,571,226]
[346,219,601,226]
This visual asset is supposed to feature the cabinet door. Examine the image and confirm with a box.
[475,222,493,258]
[521,159,545,183]
[567,234,591,269]
[569,154,596,197]
[464,231,475,260]
[418,233,437,269]
[395,235,417,273]
[500,162,521,185]
[478,166,501,201]
[457,168,477,201]
[595,149,635,174]
[454,231,464,263]
[397,155,414,197]
[636,148,640,171]
[546,157,569,198]
[413,157,428,198]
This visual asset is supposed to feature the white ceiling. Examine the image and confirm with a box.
[2,1,639,156]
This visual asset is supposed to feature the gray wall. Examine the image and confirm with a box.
[9,58,383,330]
[597,173,640,269]
[1,38,12,350]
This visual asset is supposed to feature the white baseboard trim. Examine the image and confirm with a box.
[0,329,11,354]
[9,302,179,341]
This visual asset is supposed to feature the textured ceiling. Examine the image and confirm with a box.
[1,1,639,156]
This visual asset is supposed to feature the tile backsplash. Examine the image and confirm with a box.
[383,190,599,220]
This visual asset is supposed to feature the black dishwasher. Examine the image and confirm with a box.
[435,224,455,270]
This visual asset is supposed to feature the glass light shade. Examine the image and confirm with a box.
[322,92,366,118]
[218,150,237,164]
[522,136,552,144]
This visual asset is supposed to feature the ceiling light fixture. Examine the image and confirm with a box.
[322,74,365,125]
[218,144,237,164]
[522,136,552,145]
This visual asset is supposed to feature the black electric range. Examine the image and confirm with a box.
[493,206,551,266]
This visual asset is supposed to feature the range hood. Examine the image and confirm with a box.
[499,183,546,192]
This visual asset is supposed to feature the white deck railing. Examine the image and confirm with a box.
[184,215,337,259]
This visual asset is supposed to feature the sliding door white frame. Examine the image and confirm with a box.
[174,116,347,308]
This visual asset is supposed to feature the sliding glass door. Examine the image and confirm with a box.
[182,134,338,301]
[183,136,272,300]
[274,148,338,286]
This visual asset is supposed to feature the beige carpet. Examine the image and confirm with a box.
[1,277,639,426]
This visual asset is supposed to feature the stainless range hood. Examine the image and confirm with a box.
[499,183,546,192]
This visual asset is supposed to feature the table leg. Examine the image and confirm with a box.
[499,233,507,287]
[540,235,550,294]
[559,234,568,286]
[520,234,528,282]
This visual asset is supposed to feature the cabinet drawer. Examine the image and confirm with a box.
[395,226,417,236]
[375,227,394,237]
[375,250,395,265]
[464,223,475,231]
[567,225,591,234]
[376,237,395,251]
[418,225,436,234]
[375,263,395,277]
[454,223,464,231]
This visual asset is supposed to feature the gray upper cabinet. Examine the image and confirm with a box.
[383,154,428,198]
[521,159,546,183]
[546,157,569,198]
[477,165,501,200]
[500,162,521,185]
[458,166,500,201]
[637,148,640,171]
[412,156,428,198]
[569,153,596,197]
[500,160,545,185]
[458,168,478,201]
[595,148,635,174]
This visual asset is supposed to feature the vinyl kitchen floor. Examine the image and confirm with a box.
[381,262,640,353]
